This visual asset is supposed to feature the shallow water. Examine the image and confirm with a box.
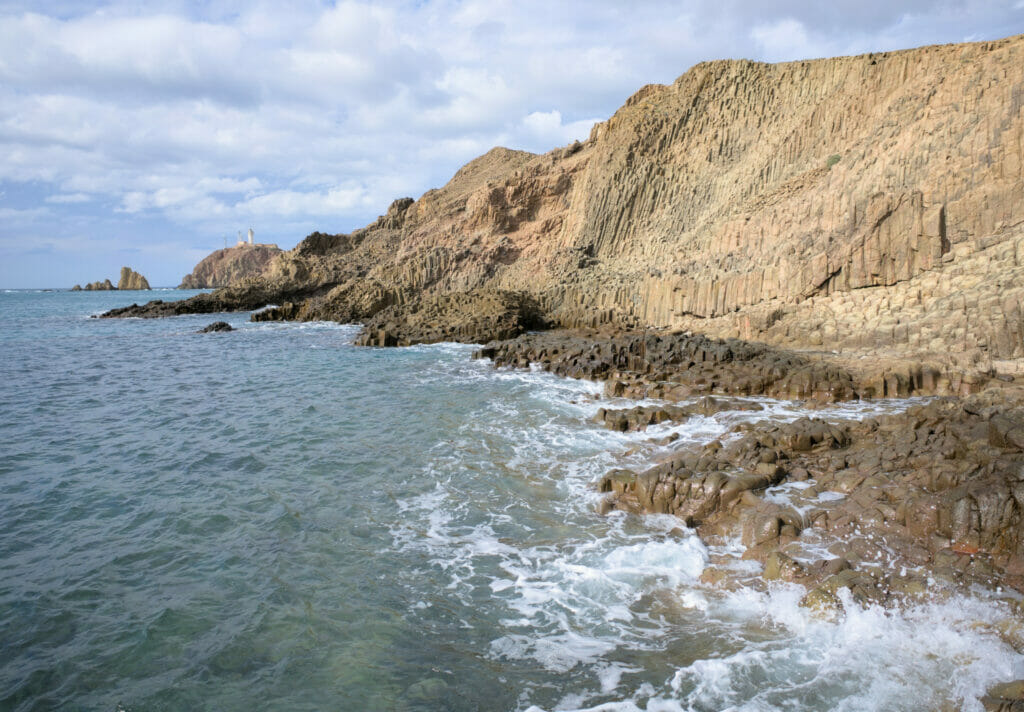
[0,290,1021,711]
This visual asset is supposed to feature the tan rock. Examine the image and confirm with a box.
[117,267,150,290]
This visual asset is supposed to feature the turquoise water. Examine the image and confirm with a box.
[1,290,1021,712]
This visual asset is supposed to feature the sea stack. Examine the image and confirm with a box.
[117,267,150,290]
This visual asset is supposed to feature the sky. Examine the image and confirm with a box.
[2,1,1023,288]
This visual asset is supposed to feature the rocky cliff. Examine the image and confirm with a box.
[179,244,282,288]
[105,34,1024,369]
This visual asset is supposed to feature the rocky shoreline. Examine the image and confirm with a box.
[468,327,1024,709]
[470,328,1024,603]
[88,31,1024,706]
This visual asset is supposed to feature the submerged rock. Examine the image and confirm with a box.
[198,321,234,333]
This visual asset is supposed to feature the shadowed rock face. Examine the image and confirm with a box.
[102,34,1024,369]
[179,245,282,288]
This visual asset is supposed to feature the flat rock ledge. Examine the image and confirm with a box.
[96,281,291,319]
[474,329,991,402]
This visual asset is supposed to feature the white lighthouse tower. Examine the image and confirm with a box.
[247,228,254,245]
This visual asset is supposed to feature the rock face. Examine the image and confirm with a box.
[102,34,1024,370]
[179,244,282,289]
[117,267,150,290]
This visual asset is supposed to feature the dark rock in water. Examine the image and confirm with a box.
[198,321,234,333]
[97,280,289,318]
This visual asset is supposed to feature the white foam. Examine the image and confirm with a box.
[603,538,708,585]
[387,363,1014,711]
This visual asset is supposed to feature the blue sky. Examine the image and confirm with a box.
[2,0,1023,288]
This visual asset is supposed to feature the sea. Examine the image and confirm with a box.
[1,288,1022,712]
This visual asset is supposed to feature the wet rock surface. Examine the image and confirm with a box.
[594,395,764,432]
[984,681,1024,711]
[597,389,1024,607]
[198,321,234,333]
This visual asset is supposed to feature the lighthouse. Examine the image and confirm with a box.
[247,228,254,245]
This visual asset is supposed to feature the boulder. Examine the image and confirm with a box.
[198,321,234,333]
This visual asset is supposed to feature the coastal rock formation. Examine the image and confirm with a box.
[72,279,115,291]
[117,267,150,290]
[179,244,282,288]
[101,34,1024,374]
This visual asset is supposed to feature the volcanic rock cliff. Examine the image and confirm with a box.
[179,244,282,288]
[106,35,1024,368]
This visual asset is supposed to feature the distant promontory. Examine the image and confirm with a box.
[179,243,282,289]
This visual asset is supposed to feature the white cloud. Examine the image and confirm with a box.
[520,110,597,147]
[45,192,91,203]
[750,18,824,62]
